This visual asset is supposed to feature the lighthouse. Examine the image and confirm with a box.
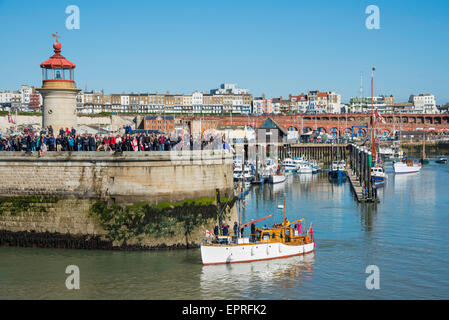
[38,36,80,131]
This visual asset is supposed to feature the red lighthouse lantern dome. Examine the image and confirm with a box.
[40,38,76,84]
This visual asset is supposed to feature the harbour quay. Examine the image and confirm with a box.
[0,150,237,250]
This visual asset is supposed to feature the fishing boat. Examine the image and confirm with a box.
[435,157,448,164]
[298,162,313,174]
[293,157,305,170]
[200,199,315,265]
[309,160,321,174]
[379,143,404,161]
[233,166,254,182]
[328,160,346,179]
[282,158,298,173]
[371,166,387,183]
[393,159,421,174]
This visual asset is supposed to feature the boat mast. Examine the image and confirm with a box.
[371,67,376,165]
[422,131,426,159]
[238,180,241,238]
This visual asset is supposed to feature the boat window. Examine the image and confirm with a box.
[271,232,276,239]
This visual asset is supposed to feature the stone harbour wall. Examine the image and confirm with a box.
[0,150,236,249]
[0,150,234,203]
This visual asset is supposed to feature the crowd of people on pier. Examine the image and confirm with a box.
[0,126,230,154]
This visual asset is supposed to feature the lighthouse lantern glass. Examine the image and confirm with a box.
[42,67,74,81]
[55,69,63,80]
[63,69,70,80]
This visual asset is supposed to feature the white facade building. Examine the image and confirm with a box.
[210,83,249,95]
[409,94,438,114]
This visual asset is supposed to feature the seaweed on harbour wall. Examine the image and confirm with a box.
[89,196,235,247]
[0,197,59,216]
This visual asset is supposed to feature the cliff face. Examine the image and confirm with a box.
[0,151,236,249]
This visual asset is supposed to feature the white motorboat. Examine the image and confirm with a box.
[371,166,387,182]
[308,160,321,174]
[380,144,404,160]
[282,158,298,173]
[298,162,313,174]
[393,159,421,174]
[233,166,254,181]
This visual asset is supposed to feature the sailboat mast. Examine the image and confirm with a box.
[371,67,376,165]
[238,180,241,237]
[423,132,426,159]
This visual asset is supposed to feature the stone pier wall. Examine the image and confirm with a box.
[0,150,234,203]
[0,150,236,249]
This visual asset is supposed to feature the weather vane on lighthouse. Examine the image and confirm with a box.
[51,32,60,41]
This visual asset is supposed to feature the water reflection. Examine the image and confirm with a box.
[393,172,420,193]
[359,203,377,232]
[200,253,315,299]
[272,181,287,194]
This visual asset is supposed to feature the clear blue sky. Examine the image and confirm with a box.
[1,0,448,104]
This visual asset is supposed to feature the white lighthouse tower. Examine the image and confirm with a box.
[38,35,80,131]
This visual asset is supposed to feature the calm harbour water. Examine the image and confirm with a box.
[1,160,449,300]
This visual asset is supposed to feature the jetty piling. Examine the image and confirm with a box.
[348,144,378,203]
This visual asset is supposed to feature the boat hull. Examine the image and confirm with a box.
[269,175,286,184]
[329,170,346,179]
[299,166,313,174]
[394,162,421,174]
[201,241,315,265]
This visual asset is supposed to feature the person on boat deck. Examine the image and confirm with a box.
[251,223,256,242]
[233,222,239,236]
[214,225,219,237]
[222,224,229,236]
[240,226,244,236]
[297,221,302,234]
